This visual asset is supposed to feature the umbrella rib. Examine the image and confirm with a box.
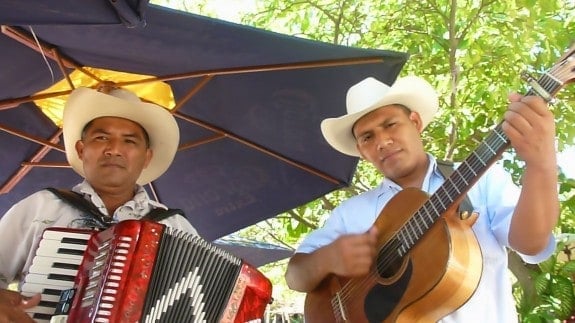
[112,56,386,87]
[1,25,76,69]
[0,123,64,152]
[174,112,344,186]
[0,129,63,194]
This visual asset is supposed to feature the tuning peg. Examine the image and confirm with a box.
[520,71,555,104]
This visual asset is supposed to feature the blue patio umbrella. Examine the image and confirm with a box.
[213,236,294,268]
[0,0,408,241]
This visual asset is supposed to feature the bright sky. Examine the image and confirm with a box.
[558,146,575,178]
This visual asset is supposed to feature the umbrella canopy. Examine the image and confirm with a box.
[0,0,408,241]
[213,237,294,268]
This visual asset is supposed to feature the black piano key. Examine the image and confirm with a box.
[56,248,86,256]
[47,273,76,282]
[52,262,80,270]
[61,237,89,245]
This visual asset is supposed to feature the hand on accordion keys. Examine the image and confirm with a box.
[0,289,41,323]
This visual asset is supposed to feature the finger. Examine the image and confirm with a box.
[507,92,522,102]
[19,293,41,309]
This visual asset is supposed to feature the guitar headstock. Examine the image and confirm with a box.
[521,43,575,102]
[553,43,575,85]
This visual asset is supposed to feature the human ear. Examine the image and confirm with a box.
[75,141,85,160]
[410,111,424,132]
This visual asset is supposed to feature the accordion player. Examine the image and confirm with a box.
[22,220,273,322]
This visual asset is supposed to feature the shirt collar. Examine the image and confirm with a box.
[71,180,162,216]
[376,153,442,194]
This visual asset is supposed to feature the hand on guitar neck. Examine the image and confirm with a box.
[504,93,560,256]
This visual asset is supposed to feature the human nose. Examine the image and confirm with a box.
[104,139,121,156]
[376,133,393,150]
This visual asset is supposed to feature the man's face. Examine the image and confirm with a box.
[353,105,426,181]
[75,117,153,190]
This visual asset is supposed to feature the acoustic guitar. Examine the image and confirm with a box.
[304,45,575,323]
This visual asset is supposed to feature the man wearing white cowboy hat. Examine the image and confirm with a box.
[0,86,197,322]
[285,76,559,322]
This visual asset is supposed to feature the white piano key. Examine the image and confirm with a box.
[29,264,79,277]
[26,305,58,315]
[30,255,83,268]
[37,239,88,256]
[42,230,92,241]
[23,273,76,288]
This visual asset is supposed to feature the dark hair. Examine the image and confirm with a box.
[81,118,151,148]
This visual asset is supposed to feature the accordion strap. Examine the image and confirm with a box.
[46,187,185,227]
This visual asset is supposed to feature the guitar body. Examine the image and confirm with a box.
[304,188,483,323]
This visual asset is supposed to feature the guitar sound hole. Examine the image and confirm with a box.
[376,238,404,279]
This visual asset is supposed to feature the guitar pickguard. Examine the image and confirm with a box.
[364,259,413,323]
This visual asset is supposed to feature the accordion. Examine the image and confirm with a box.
[22,220,273,322]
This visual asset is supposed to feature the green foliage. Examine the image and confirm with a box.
[153,0,575,319]
[516,240,575,320]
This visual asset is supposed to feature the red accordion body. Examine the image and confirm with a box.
[24,220,272,323]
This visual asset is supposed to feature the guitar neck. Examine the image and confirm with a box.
[395,69,565,257]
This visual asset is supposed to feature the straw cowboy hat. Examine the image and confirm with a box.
[63,87,179,185]
[320,76,439,157]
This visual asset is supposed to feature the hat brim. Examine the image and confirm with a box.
[63,87,179,185]
[320,76,438,157]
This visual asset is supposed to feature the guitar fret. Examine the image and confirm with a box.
[413,217,424,236]
[447,176,460,192]
[454,166,473,185]
[398,229,409,250]
[493,128,507,143]
[422,204,435,222]
[405,222,416,245]
[484,142,497,155]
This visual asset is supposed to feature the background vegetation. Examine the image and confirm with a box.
[155,0,575,321]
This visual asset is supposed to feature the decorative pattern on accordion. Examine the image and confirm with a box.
[65,220,272,323]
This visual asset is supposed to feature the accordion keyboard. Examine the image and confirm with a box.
[21,229,93,322]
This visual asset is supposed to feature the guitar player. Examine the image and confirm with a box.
[285,76,559,322]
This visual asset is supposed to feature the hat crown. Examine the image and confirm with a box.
[106,88,141,103]
[346,77,391,114]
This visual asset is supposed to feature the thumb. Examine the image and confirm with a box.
[367,226,379,241]
[19,293,41,309]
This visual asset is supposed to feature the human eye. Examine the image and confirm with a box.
[384,121,397,129]
[358,134,372,144]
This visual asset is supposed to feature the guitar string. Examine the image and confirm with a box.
[330,66,567,316]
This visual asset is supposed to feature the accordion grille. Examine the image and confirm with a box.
[142,227,242,322]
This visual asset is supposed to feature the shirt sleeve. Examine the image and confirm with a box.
[0,192,48,289]
[295,205,348,254]
[160,213,199,236]
[470,162,555,264]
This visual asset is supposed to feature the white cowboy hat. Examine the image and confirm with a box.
[63,87,179,185]
[320,76,439,157]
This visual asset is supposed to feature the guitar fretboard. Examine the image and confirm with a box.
[394,72,563,256]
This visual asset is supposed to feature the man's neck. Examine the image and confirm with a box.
[93,186,136,216]
[394,154,430,189]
